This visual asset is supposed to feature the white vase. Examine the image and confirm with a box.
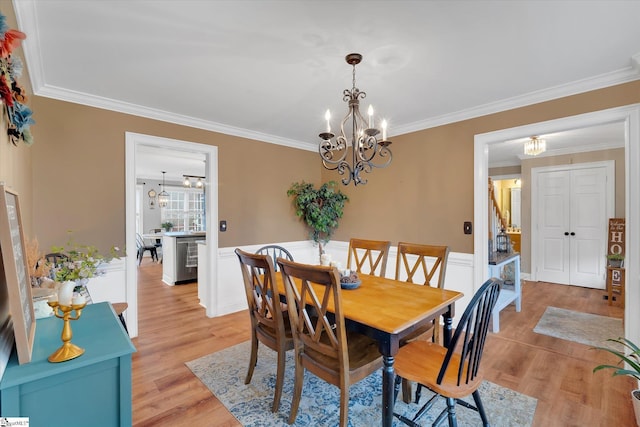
[633,390,640,426]
[58,280,76,306]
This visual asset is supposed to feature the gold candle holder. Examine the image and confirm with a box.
[47,300,87,363]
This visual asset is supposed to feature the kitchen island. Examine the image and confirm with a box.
[162,231,206,285]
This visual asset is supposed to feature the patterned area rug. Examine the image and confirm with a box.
[533,306,624,348]
[186,341,537,426]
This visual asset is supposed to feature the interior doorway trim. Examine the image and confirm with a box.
[474,104,640,345]
[125,132,219,337]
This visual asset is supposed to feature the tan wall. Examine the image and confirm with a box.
[328,81,640,253]
[24,81,640,257]
[30,97,319,253]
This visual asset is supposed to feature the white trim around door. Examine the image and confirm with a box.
[125,133,219,338]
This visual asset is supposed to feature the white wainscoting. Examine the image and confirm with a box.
[85,258,129,324]
[216,240,475,327]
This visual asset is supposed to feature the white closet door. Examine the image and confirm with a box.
[534,162,612,289]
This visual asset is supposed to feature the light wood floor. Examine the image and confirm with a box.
[131,262,635,426]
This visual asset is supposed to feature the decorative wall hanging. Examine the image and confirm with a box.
[0,12,34,146]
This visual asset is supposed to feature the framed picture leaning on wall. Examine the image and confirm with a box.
[0,184,35,364]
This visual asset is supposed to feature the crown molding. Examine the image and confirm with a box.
[393,65,640,137]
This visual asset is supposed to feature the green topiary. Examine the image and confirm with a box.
[287,181,349,258]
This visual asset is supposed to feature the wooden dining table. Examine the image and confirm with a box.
[275,272,463,427]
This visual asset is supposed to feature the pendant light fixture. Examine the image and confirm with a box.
[158,171,169,208]
[318,53,392,186]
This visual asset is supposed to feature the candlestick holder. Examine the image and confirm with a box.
[46,300,87,363]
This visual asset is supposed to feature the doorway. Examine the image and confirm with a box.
[473,104,640,346]
[125,132,219,338]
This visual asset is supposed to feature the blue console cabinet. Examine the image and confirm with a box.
[0,302,136,426]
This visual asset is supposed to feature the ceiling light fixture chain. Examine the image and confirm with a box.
[319,53,392,186]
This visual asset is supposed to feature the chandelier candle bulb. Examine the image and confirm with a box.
[325,109,331,133]
[368,105,374,128]
[382,120,387,141]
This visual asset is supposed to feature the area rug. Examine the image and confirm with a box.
[186,341,537,426]
[533,306,623,348]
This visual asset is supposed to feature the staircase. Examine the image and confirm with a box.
[488,178,508,251]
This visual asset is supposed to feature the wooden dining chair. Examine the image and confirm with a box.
[346,238,391,277]
[392,279,501,427]
[235,248,294,412]
[277,257,383,427]
[395,242,450,403]
[255,244,293,271]
[395,242,450,344]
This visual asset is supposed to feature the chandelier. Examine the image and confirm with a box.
[158,171,169,207]
[524,136,546,156]
[318,53,392,186]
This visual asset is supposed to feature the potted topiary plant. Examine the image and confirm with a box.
[607,253,625,268]
[593,337,640,425]
[161,222,173,232]
[287,181,348,261]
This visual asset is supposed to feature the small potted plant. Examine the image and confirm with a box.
[607,253,625,268]
[161,222,174,232]
[593,337,640,425]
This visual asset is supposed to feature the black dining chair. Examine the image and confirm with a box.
[255,244,293,272]
[136,233,158,265]
[392,278,501,427]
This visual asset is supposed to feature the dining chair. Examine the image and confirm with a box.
[277,257,383,427]
[346,238,391,277]
[235,248,294,412]
[395,242,450,403]
[136,233,158,265]
[255,244,293,272]
[392,278,501,427]
[395,242,450,344]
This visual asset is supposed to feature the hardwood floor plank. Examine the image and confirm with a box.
[132,264,635,426]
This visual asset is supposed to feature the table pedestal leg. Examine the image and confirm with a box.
[382,355,395,427]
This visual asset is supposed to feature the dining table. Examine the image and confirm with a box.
[274,271,463,427]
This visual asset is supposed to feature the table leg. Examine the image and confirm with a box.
[442,307,454,346]
[382,355,395,427]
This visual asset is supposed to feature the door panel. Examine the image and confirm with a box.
[538,171,571,284]
[570,168,607,287]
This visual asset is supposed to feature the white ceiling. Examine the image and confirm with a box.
[12,0,640,175]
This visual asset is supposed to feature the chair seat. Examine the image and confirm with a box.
[256,311,294,343]
[395,340,483,399]
[302,331,382,383]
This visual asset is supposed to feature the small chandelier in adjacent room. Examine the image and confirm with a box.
[318,53,392,186]
[524,136,546,156]
[158,171,169,207]
[183,175,204,188]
